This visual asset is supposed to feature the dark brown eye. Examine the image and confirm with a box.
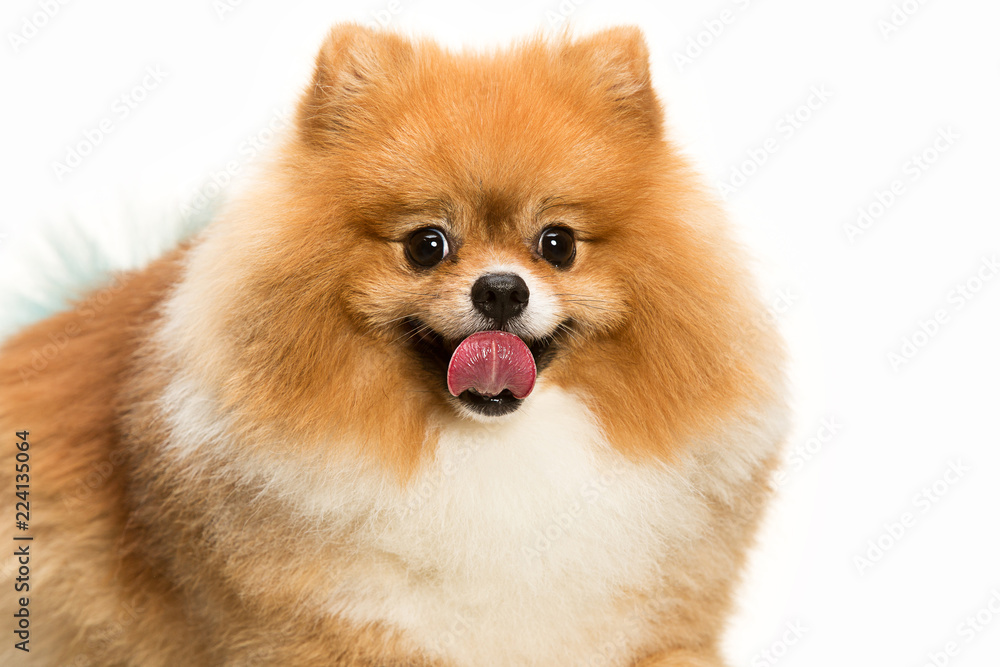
[406,227,450,267]
[537,227,575,267]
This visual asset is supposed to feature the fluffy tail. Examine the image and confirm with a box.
[0,195,217,343]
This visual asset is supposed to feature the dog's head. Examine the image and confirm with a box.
[177,25,779,475]
[289,25,669,421]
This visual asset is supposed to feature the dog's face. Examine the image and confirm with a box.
[182,25,772,474]
[285,26,671,419]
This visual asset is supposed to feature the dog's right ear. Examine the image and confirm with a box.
[561,26,663,139]
[297,24,415,145]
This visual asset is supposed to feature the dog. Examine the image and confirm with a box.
[0,24,788,666]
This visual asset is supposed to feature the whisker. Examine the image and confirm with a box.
[392,325,430,346]
[553,293,609,301]
[383,314,419,326]
[395,320,440,347]
[555,321,585,345]
[397,290,442,299]
[559,300,629,315]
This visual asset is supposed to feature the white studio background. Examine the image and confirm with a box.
[2,1,999,666]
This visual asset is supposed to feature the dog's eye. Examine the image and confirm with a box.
[406,227,450,267]
[537,227,576,267]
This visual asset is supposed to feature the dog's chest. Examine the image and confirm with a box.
[325,387,713,666]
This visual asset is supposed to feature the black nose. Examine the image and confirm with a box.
[471,273,530,325]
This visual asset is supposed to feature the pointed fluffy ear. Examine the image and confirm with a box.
[297,24,415,143]
[563,26,663,137]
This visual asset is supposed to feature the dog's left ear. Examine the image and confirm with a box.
[563,26,663,138]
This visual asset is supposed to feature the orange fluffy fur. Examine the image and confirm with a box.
[0,25,787,666]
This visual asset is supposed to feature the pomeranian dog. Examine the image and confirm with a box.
[0,24,787,667]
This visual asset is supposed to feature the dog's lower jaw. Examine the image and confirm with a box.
[452,388,523,418]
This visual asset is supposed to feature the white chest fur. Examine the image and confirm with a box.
[162,380,780,666]
[318,386,723,667]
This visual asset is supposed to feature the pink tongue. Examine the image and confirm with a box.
[447,331,536,400]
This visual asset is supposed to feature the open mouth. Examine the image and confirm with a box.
[402,318,559,417]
